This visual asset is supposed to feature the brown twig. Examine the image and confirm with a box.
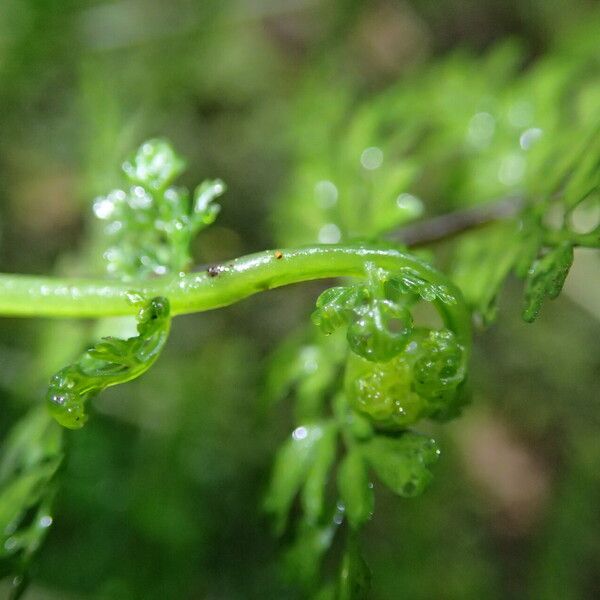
[389,196,524,247]
[194,196,524,273]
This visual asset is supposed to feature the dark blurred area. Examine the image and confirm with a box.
[0,1,599,598]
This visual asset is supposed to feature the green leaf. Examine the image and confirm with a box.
[264,422,332,535]
[95,139,226,278]
[345,351,425,430]
[337,450,373,530]
[338,536,371,600]
[387,268,456,305]
[346,299,413,363]
[523,242,574,322]
[283,517,339,589]
[312,286,367,336]
[312,263,424,362]
[362,432,440,497]
[46,297,171,429]
[560,125,600,211]
[0,407,62,484]
[312,263,461,364]
[369,163,421,235]
[411,329,467,401]
[452,221,523,325]
[192,179,225,230]
[344,409,375,442]
[301,425,338,525]
[344,328,468,430]
[261,329,347,421]
[122,138,185,192]
[0,409,63,584]
[0,463,59,559]
[313,582,336,600]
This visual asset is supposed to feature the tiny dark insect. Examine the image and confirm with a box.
[275,250,283,260]
[207,266,221,277]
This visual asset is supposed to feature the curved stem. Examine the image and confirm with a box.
[0,245,471,349]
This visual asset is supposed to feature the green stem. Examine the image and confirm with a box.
[0,245,471,349]
[543,229,600,248]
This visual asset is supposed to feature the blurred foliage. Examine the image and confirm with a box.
[0,1,599,599]
[0,408,62,597]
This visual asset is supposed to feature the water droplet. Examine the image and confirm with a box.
[4,537,17,551]
[519,127,543,150]
[423,438,438,452]
[50,394,67,406]
[299,346,319,373]
[105,220,123,235]
[292,426,308,441]
[129,187,152,209]
[318,223,341,244]
[360,146,383,170]
[125,291,144,305]
[93,198,115,220]
[213,181,225,194]
[467,112,495,148]
[396,193,423,217]
[314,180,338,208]
[39,515,53,528]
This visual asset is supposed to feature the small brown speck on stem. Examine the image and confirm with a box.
[275,250,283,260]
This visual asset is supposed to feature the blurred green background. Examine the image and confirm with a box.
[0,0,599,598]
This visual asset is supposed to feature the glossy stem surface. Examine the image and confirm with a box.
[0,245,471,347]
